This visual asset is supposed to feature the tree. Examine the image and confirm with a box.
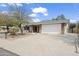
[74,22,79,53]
[0,13,12,31]
[7,4,30,34]
[52,14,67,21]
[0,12,18,38]
[56,14,66,20]
[68,23,76,33]
[8,3,30,34]
[76,21,79,29]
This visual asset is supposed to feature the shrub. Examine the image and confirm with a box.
[68,23,76,33]
[9,27,19,35]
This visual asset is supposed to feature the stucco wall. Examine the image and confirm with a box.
[65,24,68,33]
[41,24,61,34]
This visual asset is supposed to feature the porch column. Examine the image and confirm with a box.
[37,26,39,33]
[61,23,65,34]
[39,25,41,33]
[31,26,33,33]
[29,26,33,33]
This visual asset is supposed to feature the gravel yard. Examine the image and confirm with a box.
[0,33,79,56]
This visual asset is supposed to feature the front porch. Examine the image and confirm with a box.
[24,25,41,33]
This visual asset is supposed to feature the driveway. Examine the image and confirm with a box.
[0,33,79,56]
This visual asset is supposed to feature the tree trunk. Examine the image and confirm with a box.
[6,26,9,33]
[5,26,9,39]
[5,32,7,39]
[72,28,73,33]
[18,24,23,35]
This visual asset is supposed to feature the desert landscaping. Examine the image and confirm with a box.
[0,33,79,56]
[0,3,79,56]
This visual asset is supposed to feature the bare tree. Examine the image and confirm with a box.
[8,3,31,34]
[74,21,79,53]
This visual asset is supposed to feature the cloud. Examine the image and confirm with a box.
[26,3,30,4]
[1,11,8,14]
[28,13,37,17]
[32,7,47,13]
[43,13,48,16]
[0,4,7,7]
[32,7,48,16]
[8,3,23,6]
[32,18,40,22]
[16,3,23,6]
[70,19,77,23]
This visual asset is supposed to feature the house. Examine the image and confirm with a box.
[24,15,69,34]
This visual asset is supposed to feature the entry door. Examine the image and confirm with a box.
[33,26,39,33]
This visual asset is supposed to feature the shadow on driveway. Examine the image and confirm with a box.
[0,47,19,56]
[56,34,77,46]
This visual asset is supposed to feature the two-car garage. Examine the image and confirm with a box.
[41,24,61,34]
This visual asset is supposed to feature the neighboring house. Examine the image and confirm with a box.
[24,15,69,34]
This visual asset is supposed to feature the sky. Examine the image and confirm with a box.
[0,3,79,22]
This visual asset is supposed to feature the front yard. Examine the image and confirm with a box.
[0,33,79,56]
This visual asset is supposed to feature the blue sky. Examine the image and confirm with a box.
[0,3,79,22]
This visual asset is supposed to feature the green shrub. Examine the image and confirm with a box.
[9,27,19,35]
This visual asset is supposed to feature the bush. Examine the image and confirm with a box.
[0,26,6,31]
[68,23,76,33]
[9,27,19,35]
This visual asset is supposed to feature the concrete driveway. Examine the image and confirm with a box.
[0,33,79,56]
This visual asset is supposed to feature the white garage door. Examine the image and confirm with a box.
[41,24,61,34]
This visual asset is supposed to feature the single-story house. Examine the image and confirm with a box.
[24,19,69,34]
[23,15,70,34]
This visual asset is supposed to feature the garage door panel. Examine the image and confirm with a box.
[42,24,61,33]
